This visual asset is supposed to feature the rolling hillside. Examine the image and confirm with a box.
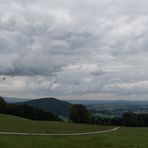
[21,98,72,117]
[0,114,112,133]
[0,114,148,148]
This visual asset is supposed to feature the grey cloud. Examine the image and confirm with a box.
[0,0,148,99]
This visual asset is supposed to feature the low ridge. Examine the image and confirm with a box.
[21,97,71,117]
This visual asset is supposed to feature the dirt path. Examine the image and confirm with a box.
[0,127,120,136]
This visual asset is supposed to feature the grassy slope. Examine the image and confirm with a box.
[0,114,112,133]
[0,128,148,148]
[0,114,148,148]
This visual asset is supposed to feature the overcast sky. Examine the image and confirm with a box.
[0,0,148,100]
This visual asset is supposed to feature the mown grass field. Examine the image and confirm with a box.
[0,114,148,148]
[0,114,112,133]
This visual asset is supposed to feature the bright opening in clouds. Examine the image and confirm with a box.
[0,0,148,100]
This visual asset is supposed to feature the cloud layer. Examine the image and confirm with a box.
[0,0,148,99]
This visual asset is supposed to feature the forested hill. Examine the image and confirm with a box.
[0,96,60,121]
[20,97,72,117]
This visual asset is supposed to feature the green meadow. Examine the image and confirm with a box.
[0,114,148,148]
[0,114,112,133]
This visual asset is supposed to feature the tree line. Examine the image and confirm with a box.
[1,96,148,126]
[69,104,148,127]
[0,97,60,121]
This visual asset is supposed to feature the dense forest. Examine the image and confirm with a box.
[19,97,71,117]
[1,96,148,127]
[70,104,148,127]
[0,97,60,121]
[91,112,148,127]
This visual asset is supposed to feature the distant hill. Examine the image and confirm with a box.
[67,99,148,105]
[0,96,60,121]
[3,97,31,103]
[21,98,72,117]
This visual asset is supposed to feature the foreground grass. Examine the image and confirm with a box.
[0,128,148,148]
[0,114,148,148]
[0,114,112,133]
